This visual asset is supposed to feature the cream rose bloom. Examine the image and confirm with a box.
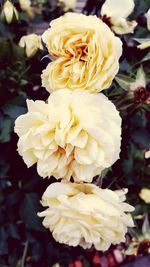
[101,0,135,19]
[139,188,150,204]
[19,0,34,18]
[146,9,150,31]
[14,90,121,182]
[145,150,150,159]
[41,12,122,93]
[1,0,18,24]
[137,9,150,50]
[101,0,137,35]
[38,182,134,250]
[19,34,43,58]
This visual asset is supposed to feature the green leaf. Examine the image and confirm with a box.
[5,190,21,206]
[7,223,20,240]
[115,74,134,91]
[0,162,10,178]
[132,130,150,148]
[122,158,133,174]
[6,92,27,106]
[0,227,8,255]
[3,104,26,119]
[0,117,12,143]
[20,79,28,86]
[134,38,150,44]
[141,52,150,63]
[19,193,44,231]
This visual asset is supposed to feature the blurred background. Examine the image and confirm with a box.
[0,0,150,266]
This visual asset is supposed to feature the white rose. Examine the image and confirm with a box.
[137,9,150,49]
[139,188,150,204]
[101,0,135,19]
[1,0,18,24]
[19,0,31,11]
[19,34,43,58]
[145,150,150,159]
[14,90,121,182]
[41,12,122,93]
[146,9,150,31]
[38,182,134,250]
[19,0,34,18]
[101,0,137,35]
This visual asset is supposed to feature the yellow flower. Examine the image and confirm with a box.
[41,12,122,93]
[146,9,150,31]
[145,150,150,159]
[101,0,135,19]
[14,90,121,182]
[1,0,18,24]
[139,188,150,204]
[137,9,150,50]
[38,182,134,250]
[101,0,137,35]
[19,34,43,58]
[19,0,34,18]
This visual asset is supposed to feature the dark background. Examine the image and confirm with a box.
[0,0,150,266]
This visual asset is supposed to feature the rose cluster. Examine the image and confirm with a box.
[14,12,134,250]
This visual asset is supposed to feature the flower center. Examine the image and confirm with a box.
[57,147,66,155]
[76,43,88,61]
[65,38,89,62]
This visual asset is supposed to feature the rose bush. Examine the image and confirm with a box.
[1,1,150,266]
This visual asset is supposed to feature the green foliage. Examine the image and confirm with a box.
[0,0,150,267]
